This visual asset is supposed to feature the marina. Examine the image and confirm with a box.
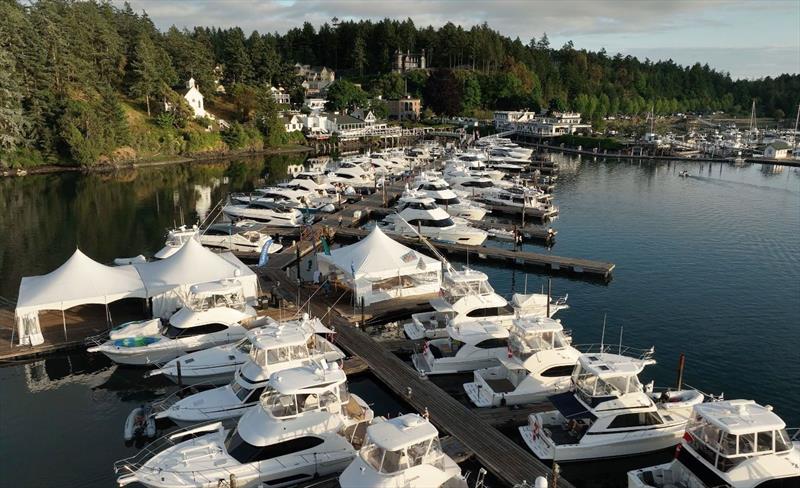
[1,147,798,488]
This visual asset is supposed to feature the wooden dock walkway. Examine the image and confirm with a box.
[264,269,573,488]
[330,228,614,281]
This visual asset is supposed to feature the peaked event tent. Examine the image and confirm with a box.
[15,249,148,345]
[14,239,258,346]
[317,227,441,305]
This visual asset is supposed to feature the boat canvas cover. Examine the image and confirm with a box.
[548,391,597,420]
[15,249,149,346]
[317,226,440,280]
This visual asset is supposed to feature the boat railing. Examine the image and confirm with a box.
[571,343,655,361]
[149,382,221,414]
[788,428,800,441]
[113,421,232,475]
[84,332,109,347]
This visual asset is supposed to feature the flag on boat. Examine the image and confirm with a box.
[321,237,331,255]
[258,238,272,267]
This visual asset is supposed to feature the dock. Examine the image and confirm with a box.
[265,269,573,488]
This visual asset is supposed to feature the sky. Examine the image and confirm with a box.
[122,0,800,80]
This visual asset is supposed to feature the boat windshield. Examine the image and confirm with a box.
[405,200,438,211]
[572,364,641,400]
[249,344,309,366]
[686,413,795,472]
[510,330,569,359]
[443,276,494,300]
[236,338,253,354]
[185,289,246,313]
[261,388,341,418]
[361,437,442,473]
[231,380,253,402]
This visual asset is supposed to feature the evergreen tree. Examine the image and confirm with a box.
[0,49,28,154]
[128,33,162,116]
[352,35,367,77]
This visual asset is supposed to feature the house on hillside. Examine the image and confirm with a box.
[183,78,207,118]
[387,97,421,121]
[270,86,291,105]
[764,141,791,159]
[282,113,303,133]
[393,49,427,72]
[300,112,329,134]
[296,64,335,96]
[304,98,327,112]
[351,108,376,126]
[326,113,366,133]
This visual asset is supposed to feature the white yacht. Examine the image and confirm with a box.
[628,400,800,488]
[329,159,376,189]
[444,162,506,182]
[464,316,581,407]
[115,363,373,488]
[153,321,345,426]
[232,187,336,214]
[381,194,488,246]
[520,350,704,462]
[155,222,282,259]
[149,314,341,386]
[403,267,568,341]
[339,414,468,488]
[87,281,254,366]
[411,320,510,375]
[411,176,488,221]
[445,173,510,198]
[222,200,304,227]
[477,186,553,211]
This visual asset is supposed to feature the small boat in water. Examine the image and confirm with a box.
[464,316,581,407]
[123,405,157,442]
[628,399,800,488]
[148,314,339,386]
[87,280,254,366]
[411,320,511,375]
[519,349,704,462]
[339,414,468,488]
[115,362,373,487]
[403,267,568,341]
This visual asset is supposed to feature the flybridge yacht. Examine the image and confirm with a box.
[88,280,254,366]
[520,350,704,462]
[149,314,342,386]
[444,162,505,182]
[411,176,487,221]
[445,173,512,198]
[381,194,488,246]
[477,186,554,211]
[153,321,345,426]
[339,414,468,488]
[464,316,581,407]
[403,267,568,340]
[329,159,376,189]
[411,320,510,375]
[628,400,800,488]
[154,222,282,259]
[231,187,336,214]
[222,199,304,227]
[115,363,373,488]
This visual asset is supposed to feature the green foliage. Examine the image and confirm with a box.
[220,122,263,151]
[326,80,368,112]
[556,134,623,151]
[369,98,389,120]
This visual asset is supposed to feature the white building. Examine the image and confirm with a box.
[282,113,303,133]
[764,141,791,159]
[270,86,291,105]
[299,112,329,134]
[351,108,377,126]
[304,98,327,112]
[495,110,590,137]
[183,78,206,118]
[494,110,537,129]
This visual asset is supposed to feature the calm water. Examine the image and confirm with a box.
[1,154,798,487]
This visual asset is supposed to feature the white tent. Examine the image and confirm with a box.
[317,227,441,305]
[15,249,148,346]
[134,238,258,317]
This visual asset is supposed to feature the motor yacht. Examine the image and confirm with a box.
[153,319,345,426]
[155,222,282,259]
[411,320,511,375]
[464,316,581,407]
[381,194,488,246]
[445,173,511,198]
[231,187,336,214]
[444,162,505,182]
[477,186,553,211]
[328,159,376,189]
[627,399,800,488]
[520,349,704,462]
[222,200,304,227]
[149,314,341,386]
[403,267,568,340]
[87,280,255,366]
[411,176,487,221]
[115,362,373,488]
[339,414,468,488]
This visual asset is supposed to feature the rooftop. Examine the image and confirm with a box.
[578,352,655,378]
[695,399,787,435]
[367,414,439,451]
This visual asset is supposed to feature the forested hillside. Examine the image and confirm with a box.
[0,0,797,168]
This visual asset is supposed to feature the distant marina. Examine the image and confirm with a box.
[1,141,798,488]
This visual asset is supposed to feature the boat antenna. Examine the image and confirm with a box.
[618,326,623,355]
[524,274,528,294]
[600,313,607,352]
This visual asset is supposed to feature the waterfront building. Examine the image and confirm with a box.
[387,96,421,120]
[764,140,791,159]
[282,113,303,133]
[495,110,591,136]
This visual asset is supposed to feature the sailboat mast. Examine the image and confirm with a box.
[793,103,800,156]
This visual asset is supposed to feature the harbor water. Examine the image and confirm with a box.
[1,153,798,487]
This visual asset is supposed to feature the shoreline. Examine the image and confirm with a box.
[0,144,314,178]
[522,141,800,167]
